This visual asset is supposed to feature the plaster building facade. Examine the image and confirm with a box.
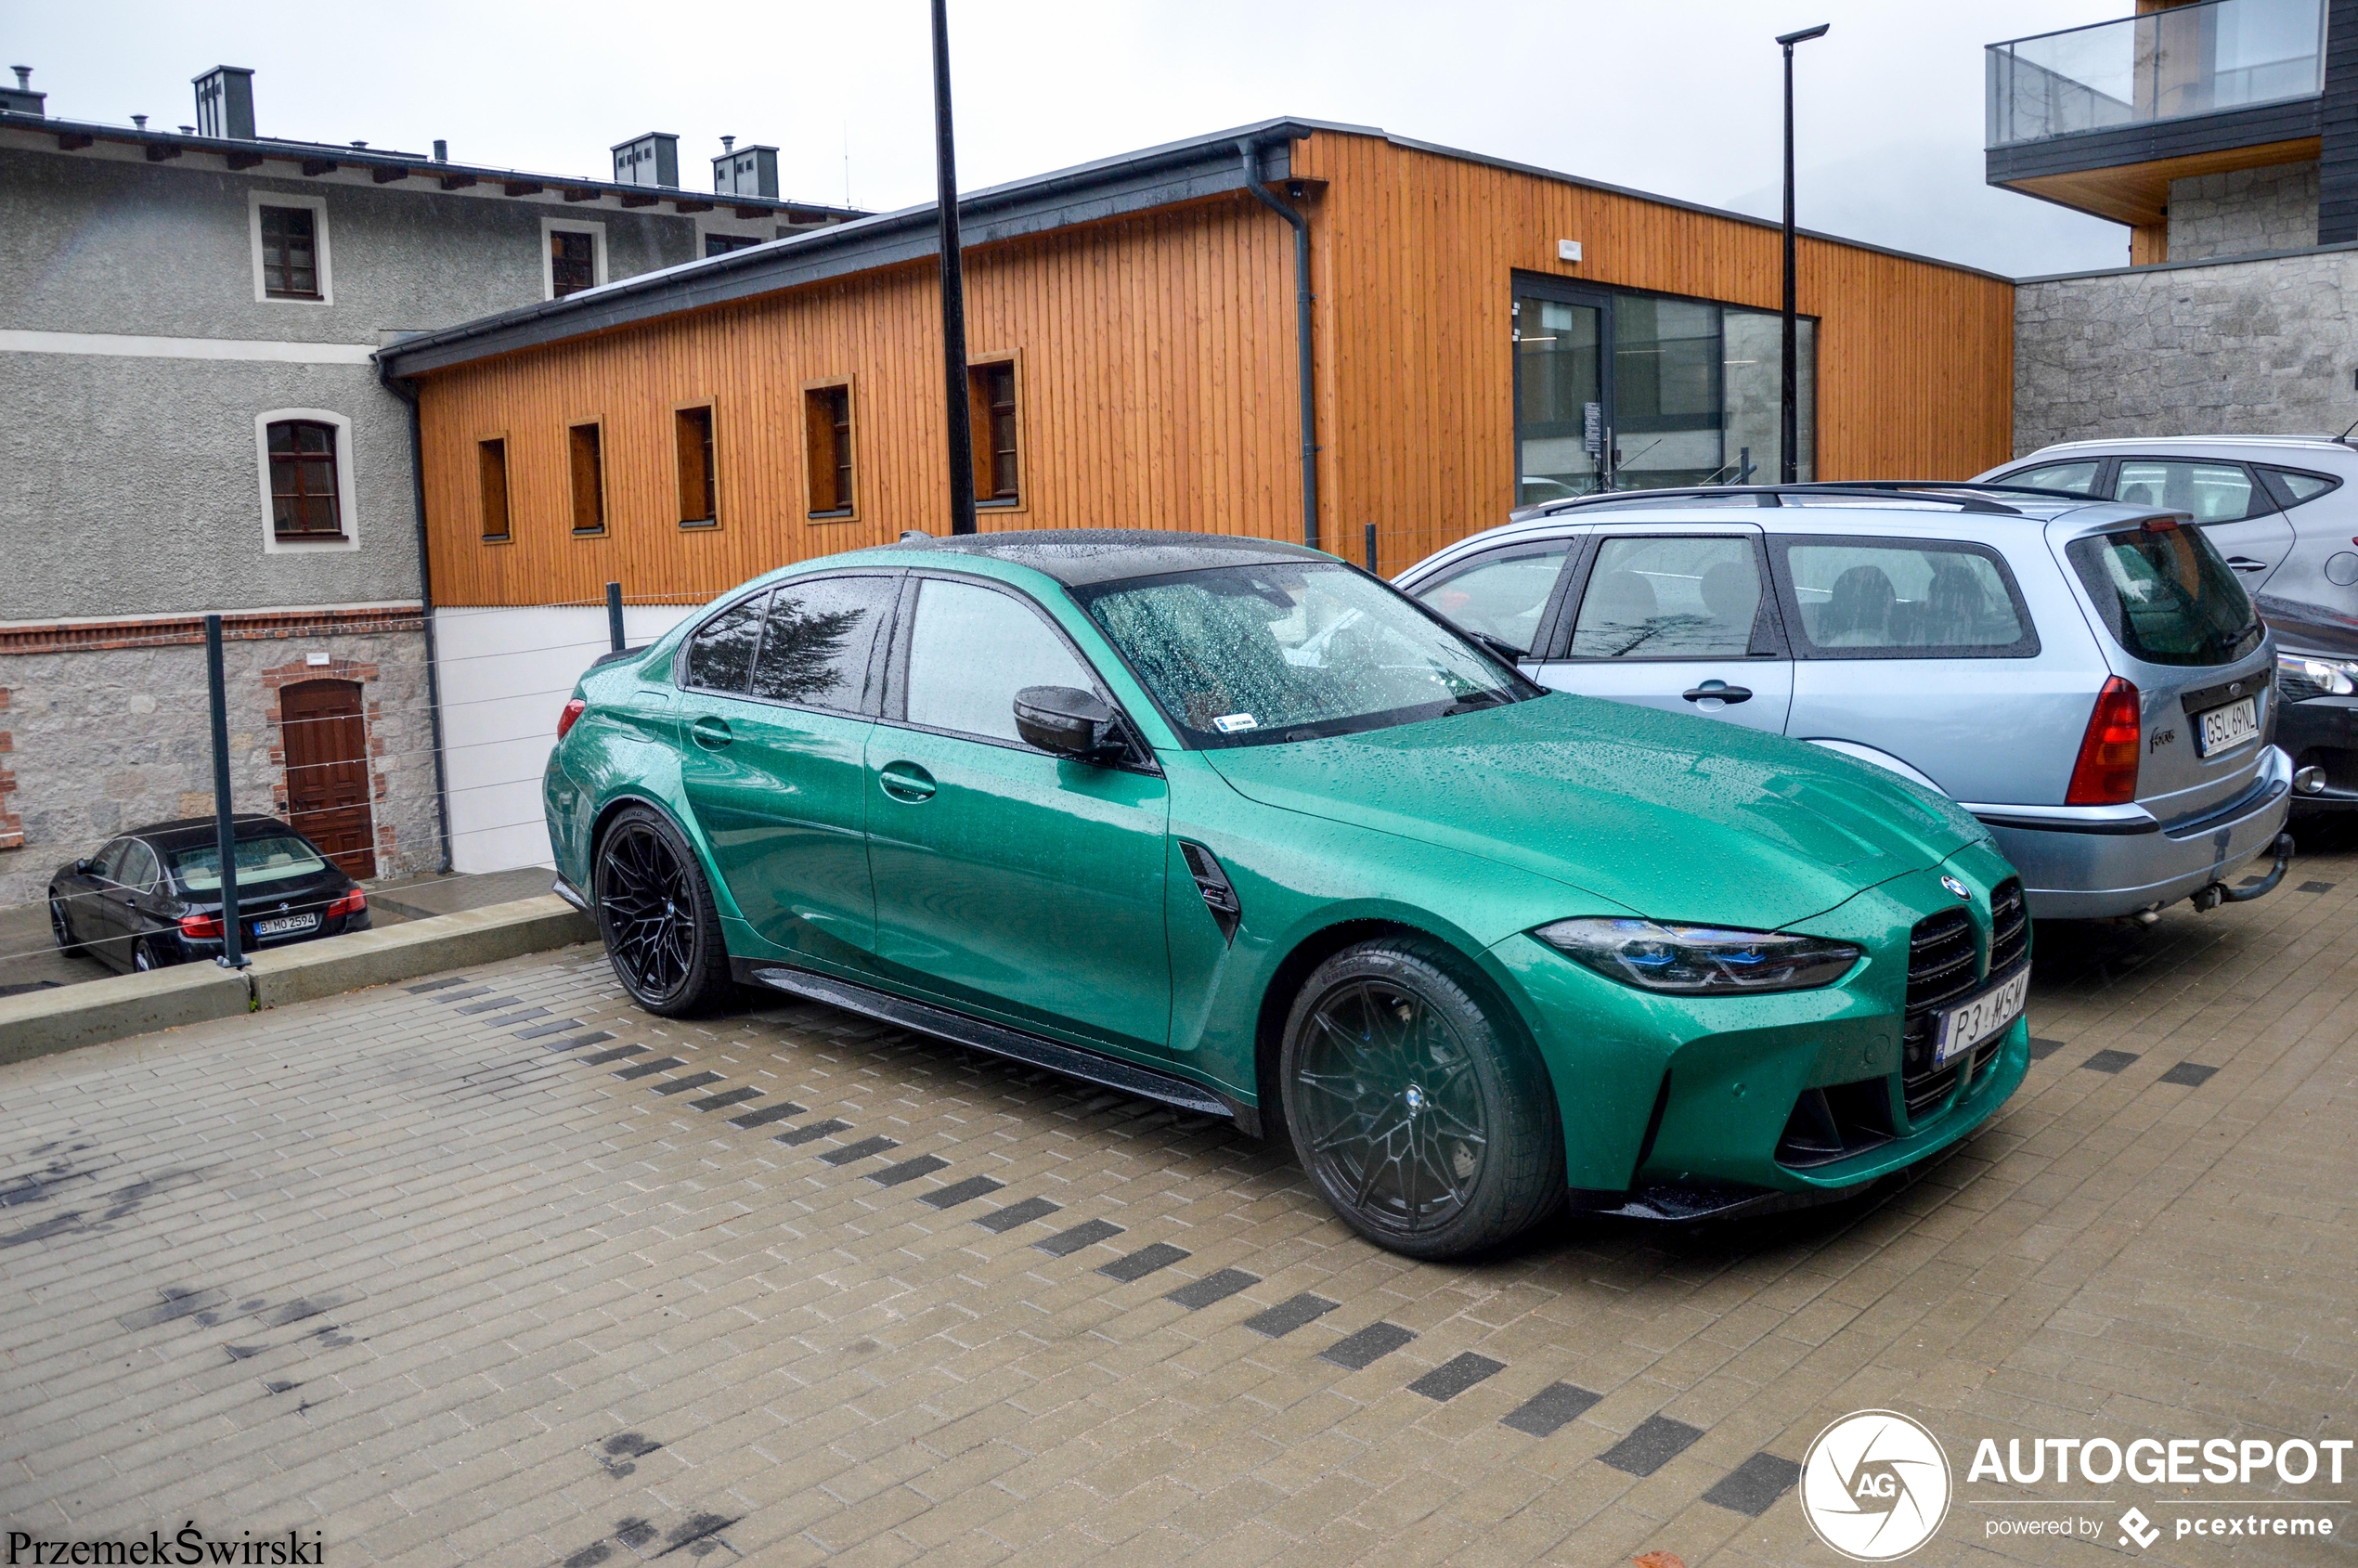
[1989,0,2358,449]
[0,65,856,907]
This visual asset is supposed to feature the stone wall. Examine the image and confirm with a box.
[0,615,440,909]
[2013,246,2358,454]
[2167,160,2320,262]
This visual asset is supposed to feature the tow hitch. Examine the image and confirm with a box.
[2190,832,2294,912]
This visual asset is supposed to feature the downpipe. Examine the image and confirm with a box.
[1239,137,1318,551]
[2189,832,2295,913]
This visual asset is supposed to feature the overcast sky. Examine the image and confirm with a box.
[10,0,2131,279]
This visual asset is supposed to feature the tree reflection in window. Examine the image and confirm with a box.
[749,576,897,710]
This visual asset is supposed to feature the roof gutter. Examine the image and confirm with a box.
[1241,138,1318,552]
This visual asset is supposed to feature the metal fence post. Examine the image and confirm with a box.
[606,582,626,653]
[1364,522,1378,578]
[204,614,247,969]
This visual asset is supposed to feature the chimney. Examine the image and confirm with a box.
[131,114,147,129]
[434,139,447,162]
[712,141,779,200]
[192,65,254,139]
[611,132,679,189]
[2,65,45,117]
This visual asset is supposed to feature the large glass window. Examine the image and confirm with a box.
[904,578,1095,744]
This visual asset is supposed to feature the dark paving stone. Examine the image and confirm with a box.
[542,1031,614,1053]
[1320,1321,1417,1371]
[515,1019,585,1040]
[2028,1036,2066,1060]
[869,1155,950,1187]
[455,995,525,1015]
[433,986,493,1003]
[614,1057,686,1081]
[2159,1061,2219,1087]
[692,1087,763,1112]
[404,978,470,993]
[975,1196,1060,1231]
[1241,1293,1339,1339]
[1598,1415,1704,1477]
[1407,1353,1504,1402]
[728,1100,809,1129]
[481,1009,549,1028]
[1098,1242,1189,1282]
[2298,880,2335,894]
[653,1072,725,1095]
[579,1045,646,1066]
[2081,1049,2139,1074]
[1703,1452,1803,1517]
[1166,1269,1260,1310]
[1500,1381,1601,1437]
[919,1175,1005,1209]
[1035,1219,1124,1256]
[773,1119,851,1147]
[816,1135,898,1164]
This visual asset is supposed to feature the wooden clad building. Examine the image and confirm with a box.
[383,118,2015,611]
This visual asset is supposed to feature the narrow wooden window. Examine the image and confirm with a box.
[804,385,854,518]
[259,206,320,299]
[967,361,1019,503]
[676,405,717,526]
[266,420,342,538]
[569,422,604,535]
[550,230,597,297]
[478,437,510,541]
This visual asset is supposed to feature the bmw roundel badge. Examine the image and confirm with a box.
[1940,875,1971,901]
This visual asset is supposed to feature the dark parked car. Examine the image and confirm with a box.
[47,815,369,972]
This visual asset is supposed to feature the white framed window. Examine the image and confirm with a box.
[248,191,333,305]
[541,218,608,300]
[253,408,360,555]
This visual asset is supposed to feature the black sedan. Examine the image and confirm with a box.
[47,815,369,973]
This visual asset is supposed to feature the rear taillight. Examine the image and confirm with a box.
[327,888,366,919]
[178,912,224,940]
[2066,676,2143,806]
[557,698,587,740]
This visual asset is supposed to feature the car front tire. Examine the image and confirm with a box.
[592,805,732,1017]
[1279,935,1564,1260]
[49,895,85,957]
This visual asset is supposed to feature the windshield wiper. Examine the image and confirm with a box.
[1442,690,1511,717]
[1461,629,1528,666]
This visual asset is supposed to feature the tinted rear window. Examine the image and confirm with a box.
[2066,525,2263,668]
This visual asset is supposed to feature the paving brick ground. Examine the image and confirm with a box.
[2,828,2352,1566]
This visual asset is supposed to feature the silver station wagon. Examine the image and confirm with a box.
[1397,482,2297,921]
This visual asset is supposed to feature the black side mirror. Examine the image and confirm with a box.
[73,858,91,875]
[1014,685,1125,763]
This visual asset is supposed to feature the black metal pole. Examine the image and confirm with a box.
[204,614,246,969]
[606,581,626,652]
[931,0,977,536]
[1778,24,1828,486]
[1364,522,1378,577]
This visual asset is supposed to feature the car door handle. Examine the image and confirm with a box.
[690,714,732,749]
[878,760,938,803]
[1682,680,1753,705]
[2225,556,2266,573]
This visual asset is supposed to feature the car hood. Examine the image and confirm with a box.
[1203,693,1987,929]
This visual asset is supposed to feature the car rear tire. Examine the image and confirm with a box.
[1279,935,1564,1260]
[593,805,732,1017]
[49,897,84,957]
[132,937,162,973]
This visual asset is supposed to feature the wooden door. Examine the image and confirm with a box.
[280,679,376,878]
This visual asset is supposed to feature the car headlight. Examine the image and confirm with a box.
[2278,653,2358,702]
[1534,917,1862,993]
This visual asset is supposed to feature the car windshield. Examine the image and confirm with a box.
[171,833,329,892]
[1074,561,1533,747]
[2066,525,2263,668]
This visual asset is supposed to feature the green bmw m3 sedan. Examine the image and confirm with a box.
[544,531,2030,1259]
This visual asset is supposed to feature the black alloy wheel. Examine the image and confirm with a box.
[49,897,84,956]
[1280,936,1563,1260]
[132,937,161,973]
[593,806,732,1017]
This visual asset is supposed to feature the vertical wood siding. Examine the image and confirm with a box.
[416,131,2013,608]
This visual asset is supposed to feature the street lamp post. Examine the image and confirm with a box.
[1777,22,1828,486]
[931,0,977,535]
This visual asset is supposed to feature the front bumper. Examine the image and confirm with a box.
[1972,745,2293,919]
[1488,844,2029,1211]
[2280,692,2358,813]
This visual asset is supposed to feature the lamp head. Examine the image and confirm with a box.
[1777,22,1831,45]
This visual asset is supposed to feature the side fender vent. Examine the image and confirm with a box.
[1178,841,1241,942]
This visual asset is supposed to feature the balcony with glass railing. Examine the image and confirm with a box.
[1987,0,2325,148]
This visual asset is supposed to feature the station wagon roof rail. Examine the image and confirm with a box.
[1522,480,2096,520]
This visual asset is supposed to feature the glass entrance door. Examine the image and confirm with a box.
[1512,289,1606,505]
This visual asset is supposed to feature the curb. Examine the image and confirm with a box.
[0,894,598,1069]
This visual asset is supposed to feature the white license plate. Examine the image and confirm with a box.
[2196,694,2259,758]
[253,914,318,938]
[1934,968,2029,1068]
